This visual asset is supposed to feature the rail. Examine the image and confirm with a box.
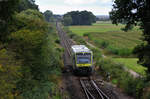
[80,78,110,99]
[56,22,72,57]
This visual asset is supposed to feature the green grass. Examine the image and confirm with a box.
[68,21,146,74]
[69,21,142,56]
[69,21,127,36]
[113,58,147,76]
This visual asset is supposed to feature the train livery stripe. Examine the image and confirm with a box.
[76,64,91,67]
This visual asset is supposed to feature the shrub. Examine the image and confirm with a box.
[106,46,132,56]
[69,33,76,39]
[55,39,60,44]
[97,58,145,98]
[91,48,102,62]
[107,46,119,55]
[72,35,86,45]
[83,33,90,37]
[94,40,102,48]
[101,41,109,48]
[118,48,132,56]
[94,40,109,48]
[112,79,118,84]
[141,82,150,99]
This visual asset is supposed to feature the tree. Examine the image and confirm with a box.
[17,0,38,12]
[63,15,72,26]
[0,0,19,43]
[10,9,53,98]
[110,0,150,74]
[64,10,96,25]
[43,10,53,22]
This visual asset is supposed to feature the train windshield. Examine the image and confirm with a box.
[76,53,91,64]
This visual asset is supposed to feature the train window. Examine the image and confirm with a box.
[76,53,91,55]
[76,53,91,64]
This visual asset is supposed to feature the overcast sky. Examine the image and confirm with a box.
[35,0,113,15]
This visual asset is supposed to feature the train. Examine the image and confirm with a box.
[71,45,94,75]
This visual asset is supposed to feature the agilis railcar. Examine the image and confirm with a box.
[71,45,94,75]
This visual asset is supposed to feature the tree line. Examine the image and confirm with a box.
[110,0,150,98]
[0,0,62,98]
[63,11,96,26]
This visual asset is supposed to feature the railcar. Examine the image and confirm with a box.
[71,45,94,75]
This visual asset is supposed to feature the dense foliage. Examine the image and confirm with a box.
[0,0,19,43]
[17,0,38,12]
[0,0,62,98]
[110,0,150,74]
[97,58,145,98]
[63,11,96,25]
[43,10,53,22]
[63,15,72,26]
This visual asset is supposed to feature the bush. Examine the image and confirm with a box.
[83,33,90,37]
[119,74,144,98]
[106,46,132,56]
[94,40,102,48]
[107,46,119,55]
[91,48,102,62]
[101,41,109,48]
[69,33,76,39]
[118,48,132,56]
[72,34,86,45]
[55,39,60,44]
[98,59,124,78]
[97,58,145,98]
[94,40,109,48]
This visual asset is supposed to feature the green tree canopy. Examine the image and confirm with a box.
[0,0,19,43]
[17,0,38,12]
[110,0,150,74]
[0,0,38,44]
[64,10,96,25]
[43,10,53,22]
[63,15,72,26]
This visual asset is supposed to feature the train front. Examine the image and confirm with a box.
[75,52,94,75]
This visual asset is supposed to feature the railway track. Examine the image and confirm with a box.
[56,22,73,57]
[80,78,110,99]
[56,22,113,99]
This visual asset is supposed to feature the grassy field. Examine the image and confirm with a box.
[69,21,142,56]
[113,58,147,76]
[69,21,140,36]
[68,21,146,74]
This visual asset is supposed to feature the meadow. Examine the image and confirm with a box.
[113,58,147,75]
[69,21,142,56]
[68,21,146,74]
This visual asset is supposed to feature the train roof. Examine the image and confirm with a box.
[71,45,92,53]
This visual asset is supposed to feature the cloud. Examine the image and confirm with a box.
[64,0,97,5]
[36,0,113,15]
[38,4,111,15]
[100,0,112,3]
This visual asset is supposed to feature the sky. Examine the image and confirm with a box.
[35,0,113,15]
